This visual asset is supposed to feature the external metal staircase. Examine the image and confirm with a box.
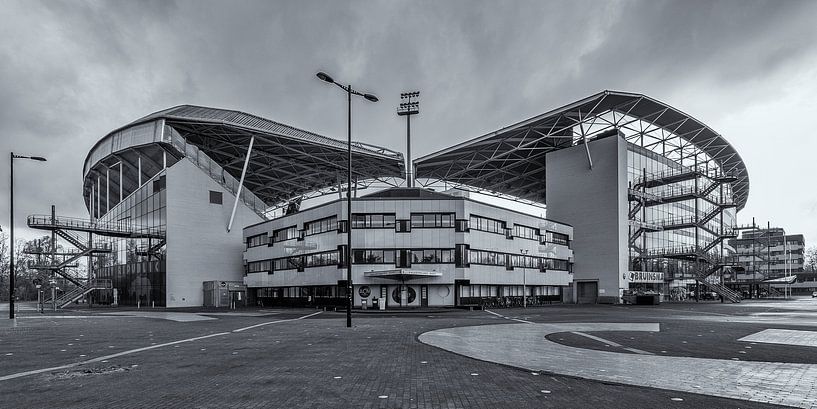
[52,279,113,309]
[696,278,742,303]
[26,209,163,307]
[28,214,165,239]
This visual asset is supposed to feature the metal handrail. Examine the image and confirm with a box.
[27,214,165,237]
[633,167,736,187]
[55,279,113,308]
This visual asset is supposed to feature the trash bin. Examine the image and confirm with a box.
[361,299,368,310]
[372,298,379,308]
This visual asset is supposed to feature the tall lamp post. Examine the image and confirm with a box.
[520,249,528,308]
[315,71,378,328]
[9,153,47,319]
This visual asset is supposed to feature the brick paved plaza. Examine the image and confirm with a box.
[2,299,817,408]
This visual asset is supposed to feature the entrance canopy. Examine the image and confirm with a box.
[364,269,443,281]
[414,91,749,210]
[763,275,797,284]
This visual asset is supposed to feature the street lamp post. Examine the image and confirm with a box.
[316,72,378,328]
[520,249,528,308]
[9,152,47,319]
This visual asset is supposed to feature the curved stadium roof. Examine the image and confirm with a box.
[414,90,749,211]
[83,105,404,214]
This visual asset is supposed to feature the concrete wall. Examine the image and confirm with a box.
[165,159,264,307]
[545,135,628,303]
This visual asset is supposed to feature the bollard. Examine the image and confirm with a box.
[137,300,141,309]
[152,301,155,308]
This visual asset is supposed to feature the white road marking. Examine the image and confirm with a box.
[483,309,531,324]
[232,311,322,332]
[571,331,654,355]
[0,332,230,382]
[100,312,216,322]
[0,311,322,382]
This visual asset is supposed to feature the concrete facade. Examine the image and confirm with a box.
[166,159,263,307]
[243,188,573,308]
[545,135,628,303]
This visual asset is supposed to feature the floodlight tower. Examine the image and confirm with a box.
[398,91,419,187]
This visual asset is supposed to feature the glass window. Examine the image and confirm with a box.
[272,226,297,242]
[305,216,338,236]
[353,249,394,264]
[247,260,271,273]
[410,213,455,228]
[513,224,539,240]
[469,215,506,234]
[351,214,396,229]
[209,190,222,205]
[384,215,396,228]
[247,233,268,248]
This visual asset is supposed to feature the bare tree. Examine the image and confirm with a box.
[0,231,8,302]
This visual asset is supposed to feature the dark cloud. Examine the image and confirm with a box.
[1,0,816,242]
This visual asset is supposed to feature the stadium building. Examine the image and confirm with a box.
[29,106,403,307]
[415,91,748,303]
[30,90,749,308]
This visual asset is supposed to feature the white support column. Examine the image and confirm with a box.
[106,167,110,212]
[582,135,593,169]
[163,150,167,169]
[90,185,94,220]
[227,135,255,232]
[138,155,142,187]
[119,162,123,202]
[97,176,101,218]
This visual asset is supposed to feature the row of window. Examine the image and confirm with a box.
[247,227,297,248]
[247,246,570,273]
[469,215,506,234]
[247,213,570,248]
[352,249,455,264]
[469,248,570,271]
[410,213,455,228]
[247,250,342,274]
[352,213,396,228]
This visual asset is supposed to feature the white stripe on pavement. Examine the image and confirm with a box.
[232,311,323,332]
[571,331,654,355]
[0,311,323,382]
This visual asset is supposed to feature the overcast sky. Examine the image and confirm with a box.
[1,0,816,245]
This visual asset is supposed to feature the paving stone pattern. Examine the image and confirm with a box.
[739,329,817,348]
[420,322,817,408]
[0,309,787,409]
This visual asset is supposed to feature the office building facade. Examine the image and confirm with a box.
[243,188,574,308]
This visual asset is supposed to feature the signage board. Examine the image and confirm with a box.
[628,271,665,283]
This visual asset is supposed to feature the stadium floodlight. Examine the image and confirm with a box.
[397,91,420,186]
